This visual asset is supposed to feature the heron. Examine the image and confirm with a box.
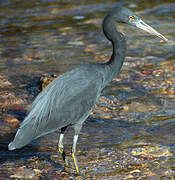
[8,6,168,174]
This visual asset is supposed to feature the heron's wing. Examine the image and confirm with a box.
[20,66,103,138]
[9,65,104,150]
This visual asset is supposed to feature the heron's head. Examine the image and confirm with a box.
[109,6,168,42]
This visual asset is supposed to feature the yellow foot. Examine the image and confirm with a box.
[72,152,81,175]
[57,146,63,154]
[57,146,71,167]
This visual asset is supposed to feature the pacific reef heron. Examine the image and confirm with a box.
[8,6,168,174]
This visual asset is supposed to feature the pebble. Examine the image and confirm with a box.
[72,16,85,20]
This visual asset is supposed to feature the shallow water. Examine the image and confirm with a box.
[0,0,175,179]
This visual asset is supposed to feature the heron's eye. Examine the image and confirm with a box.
[129,16,134,20]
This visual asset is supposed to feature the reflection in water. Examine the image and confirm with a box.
[0,0,175,179]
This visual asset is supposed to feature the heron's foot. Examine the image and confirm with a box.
[57,145,63,154]
[62,151,72,167]
[64,156,70,167]
[72,152,81,175]
[57,146,71,167]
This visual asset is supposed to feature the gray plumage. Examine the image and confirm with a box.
[9,64,106,150]
[8,6,167,174]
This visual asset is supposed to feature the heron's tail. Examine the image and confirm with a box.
[8,123,35,151]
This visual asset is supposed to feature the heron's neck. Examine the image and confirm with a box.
[102,15,126,85]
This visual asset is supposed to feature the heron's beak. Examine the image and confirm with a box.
[134,19,168,42]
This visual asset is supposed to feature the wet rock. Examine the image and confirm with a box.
[84,44,98,52]
[130,169,141,173]
[123,102,157,112]
[4,115,19,127]
[84,18,100,25]
[10,166,40,179]
[128,3,137,8]
[0,92,24,108]
[72,15,85,20]
[38,74,57,91]
[123,174,134,179]
[23,50,45,61]
[131,143,172,158]
[161,88,175,95]
[94,54,107,61]
[0,74,11,88]
[68,40,84,46]
[0,124,11,134]
[59,27,72,36]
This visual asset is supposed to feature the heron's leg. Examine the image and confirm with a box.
[57,127,69,166]
[72,124,82,175]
